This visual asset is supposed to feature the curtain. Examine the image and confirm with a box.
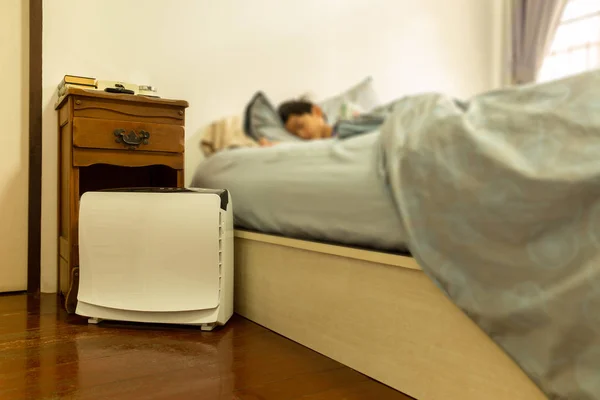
[512,0,568,84]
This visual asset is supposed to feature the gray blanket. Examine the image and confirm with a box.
[383,70,600,400]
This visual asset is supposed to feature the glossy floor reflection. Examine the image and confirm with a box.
[0,294,412,400]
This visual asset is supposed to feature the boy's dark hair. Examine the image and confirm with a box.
[278,100,314,124]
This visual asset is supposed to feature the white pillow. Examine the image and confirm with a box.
[319,77,379,122]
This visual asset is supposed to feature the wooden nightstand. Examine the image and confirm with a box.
[55,88,189,313]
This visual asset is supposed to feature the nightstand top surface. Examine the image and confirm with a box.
[55,87,189,110]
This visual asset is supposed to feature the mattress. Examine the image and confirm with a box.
[190,131,408,252]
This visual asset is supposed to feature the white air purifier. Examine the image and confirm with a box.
[75,188,233,331]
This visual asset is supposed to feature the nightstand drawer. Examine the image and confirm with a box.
[73,117,184,153]
[73,96,185,125]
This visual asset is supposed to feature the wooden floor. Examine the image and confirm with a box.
[0,294,413,400]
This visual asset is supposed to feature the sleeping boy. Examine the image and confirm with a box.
[259,100,365,147]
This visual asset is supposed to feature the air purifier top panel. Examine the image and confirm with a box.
[101,187,229,210]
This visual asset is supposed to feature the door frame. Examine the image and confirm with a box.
[28,0,42,293]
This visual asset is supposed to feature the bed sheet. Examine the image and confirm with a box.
[190,131,408,252]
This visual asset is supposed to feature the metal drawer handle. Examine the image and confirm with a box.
[114,129,150,150]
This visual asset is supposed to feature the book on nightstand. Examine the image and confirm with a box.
[57,74,98,96]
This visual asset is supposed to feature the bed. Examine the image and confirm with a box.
[191,70,600,400]
[191,137,544,400]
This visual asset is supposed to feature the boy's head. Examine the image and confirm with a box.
[278,100,331,140]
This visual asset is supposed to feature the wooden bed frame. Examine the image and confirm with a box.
[233,230,547,400]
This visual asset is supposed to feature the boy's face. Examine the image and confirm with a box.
[285,106,329,140]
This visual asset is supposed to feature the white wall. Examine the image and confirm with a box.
[42,0,503,292]
[0,0,29,292]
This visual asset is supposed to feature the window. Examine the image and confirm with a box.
[538,0,600,82]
